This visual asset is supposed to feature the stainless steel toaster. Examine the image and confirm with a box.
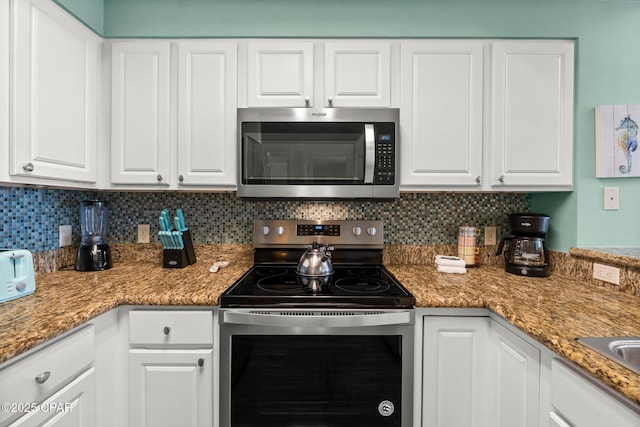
[0,249,36,303]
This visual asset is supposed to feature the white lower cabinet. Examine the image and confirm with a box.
[489,321,540,427]
[422,315,491,427]
[8,368,96,427]
[127,309,214,427]
[421,314,540,427]
[0,326,96,426]
[129,349,213,427]
[550,359,640,427]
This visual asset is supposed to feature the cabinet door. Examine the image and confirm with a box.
[400,41,484,188]
[129,349,213,427]
[491,40,574,189]
[111,41,171,185]
[11,0,98,184]
[422,316,490,427]
[489,322,540,427]
[324,41,391,107]
[9,368,96,427]
[177,41,237,186]
[246,41,314,107]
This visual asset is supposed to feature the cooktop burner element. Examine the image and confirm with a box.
[220,220,415,309]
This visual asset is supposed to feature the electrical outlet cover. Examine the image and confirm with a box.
[59,225,72,247]
[137,224,150,243]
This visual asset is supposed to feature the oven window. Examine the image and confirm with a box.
[231,335,402,427]
[242,122,365,185]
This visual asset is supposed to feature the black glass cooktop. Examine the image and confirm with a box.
[220,265,415,309]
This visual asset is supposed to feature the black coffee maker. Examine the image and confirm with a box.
[496,213,550,277]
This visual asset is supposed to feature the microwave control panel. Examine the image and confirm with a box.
[374,123,395,185]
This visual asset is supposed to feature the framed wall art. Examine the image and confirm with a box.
[595,104,640,178]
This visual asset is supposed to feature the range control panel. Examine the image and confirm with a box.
[253,220,383,248]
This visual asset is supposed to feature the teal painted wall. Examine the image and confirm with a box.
[69,0,640,251]
[54,0,103,34]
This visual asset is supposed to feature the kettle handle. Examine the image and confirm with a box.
[495,236,513,256]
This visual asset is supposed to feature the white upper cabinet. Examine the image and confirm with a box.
[490,40,574,189]
[110,40,237,189]
[10,0,99,184]
[246,41,314,107]
[110,41,171,186]
[324,41,391,107]
[400,40,485,188]
[243,40,393,108]
[177,41,237,186]
[400,39,574,191]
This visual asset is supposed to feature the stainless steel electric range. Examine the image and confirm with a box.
[219,220,415,427]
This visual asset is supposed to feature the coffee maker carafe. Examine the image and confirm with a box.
[75,200,112,271]
[496,213,550,277]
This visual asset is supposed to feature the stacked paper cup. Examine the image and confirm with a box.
[458,226,479,267]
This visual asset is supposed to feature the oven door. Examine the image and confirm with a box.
[219,309,414,427]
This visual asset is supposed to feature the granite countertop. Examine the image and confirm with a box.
[1,246,639,406]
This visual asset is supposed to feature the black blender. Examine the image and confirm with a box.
[496,213,550,277]
[75,200,112,271]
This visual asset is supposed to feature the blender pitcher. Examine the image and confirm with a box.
[75,200,112,271]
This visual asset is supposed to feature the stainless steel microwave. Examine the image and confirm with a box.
[237,108,399,199]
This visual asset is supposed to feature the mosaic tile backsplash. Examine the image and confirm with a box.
[1,187,528,252]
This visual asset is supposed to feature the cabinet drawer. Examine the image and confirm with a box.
[0,326,95,425]
[551,359,640,427]
[129,310,213,346]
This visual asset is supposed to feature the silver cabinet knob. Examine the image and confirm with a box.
[328,96,334,107]
[23,163,34,172]
[157,174,163,182]
[498,175,505,183]
[475,176,481,184]
[178,174,184,182]
[163,326,171,335]
[35,371,51,384]
[304,97,310,107]
[197,358,204,367]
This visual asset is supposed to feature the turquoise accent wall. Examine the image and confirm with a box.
[65,0,640,251]
[53,0,103,34]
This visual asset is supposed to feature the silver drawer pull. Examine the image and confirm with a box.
[23,163,34,172]
[35,371,51,384]
[163,326,171,335]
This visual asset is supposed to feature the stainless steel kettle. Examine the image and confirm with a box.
[296,242,334,277]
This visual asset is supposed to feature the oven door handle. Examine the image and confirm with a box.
[364,124,375,184]
[220,310,413,327]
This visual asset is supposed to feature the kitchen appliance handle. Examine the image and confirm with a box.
[221,310,413,328]
[364,124,375,184]
[495,236,513,256]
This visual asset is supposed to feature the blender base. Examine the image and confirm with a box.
[75,244,112,271]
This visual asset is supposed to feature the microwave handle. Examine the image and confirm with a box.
[364,124,375,184]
